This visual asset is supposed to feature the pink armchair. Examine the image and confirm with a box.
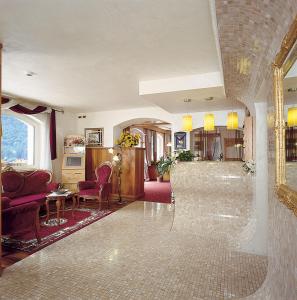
[2,196,41,243]
[77,161,113,209]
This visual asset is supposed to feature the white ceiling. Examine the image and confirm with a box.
[0,0,224,112]
[141,86,245,113]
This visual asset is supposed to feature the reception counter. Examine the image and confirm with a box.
[170,161,253,247]
[86,147,145,200]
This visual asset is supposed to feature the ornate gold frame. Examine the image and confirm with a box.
[274,15,297,216]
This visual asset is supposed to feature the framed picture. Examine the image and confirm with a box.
[174,132,186,150]
[85,128,104,147]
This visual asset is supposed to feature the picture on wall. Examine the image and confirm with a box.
[85,128,104,147]
[174,131,187,150]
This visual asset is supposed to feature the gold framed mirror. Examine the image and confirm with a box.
[274,15,297,216]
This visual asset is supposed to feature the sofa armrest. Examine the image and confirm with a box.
[2,202,40,236]
[46,182,59,193]
[78,180,96,191]
[1,196,11,209]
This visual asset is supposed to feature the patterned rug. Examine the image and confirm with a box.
[2,207,112,253]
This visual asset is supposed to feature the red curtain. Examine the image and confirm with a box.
[10,104,47,114]
[1,96,10,104]
[50,110,57,160]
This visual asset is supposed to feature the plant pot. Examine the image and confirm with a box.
[163,171,170,182]
[148,165,158,181]
[157,176,163,182]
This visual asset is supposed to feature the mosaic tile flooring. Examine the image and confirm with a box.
[0,198,267,300]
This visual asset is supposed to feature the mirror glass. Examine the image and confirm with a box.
[284,40,297,189]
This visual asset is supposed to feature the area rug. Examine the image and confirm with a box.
[143,181,172,204]
[2,208,112,253]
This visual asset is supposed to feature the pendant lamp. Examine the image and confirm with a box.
[204,113,215,131]
[227,112,239,130]
[288,107,297,127]
[182,114,192,132]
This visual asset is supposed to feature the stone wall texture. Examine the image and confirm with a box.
[216,1,297,299]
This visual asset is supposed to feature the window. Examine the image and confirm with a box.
[1,114,34,166]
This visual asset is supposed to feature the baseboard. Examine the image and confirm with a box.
[110,193,145,201]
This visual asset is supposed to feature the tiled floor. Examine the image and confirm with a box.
[0,198,267,300]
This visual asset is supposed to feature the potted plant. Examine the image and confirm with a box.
[148,161,158,181]
[157,156,175,182]
[177,150,195,161]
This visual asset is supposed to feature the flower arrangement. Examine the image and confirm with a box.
[115,132,140,148]
[242,160,256,175]
[64,135,85,146]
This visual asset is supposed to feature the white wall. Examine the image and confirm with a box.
[76,107,174,147]
[52,111,77,181]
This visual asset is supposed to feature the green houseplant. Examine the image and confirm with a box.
[177,150,195,161]
[156,156,175,181]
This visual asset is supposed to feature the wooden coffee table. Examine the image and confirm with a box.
[45,191,76,226]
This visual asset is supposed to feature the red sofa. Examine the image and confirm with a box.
[2,170,57,206]
[1,169,58,241]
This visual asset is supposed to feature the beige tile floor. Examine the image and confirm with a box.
[0,198,267,300]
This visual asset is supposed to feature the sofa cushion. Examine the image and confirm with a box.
[9,193,47,207]
[2,197,11,209]
[21,170,52,196]
[2,170,52,199]
[78,189,99,197]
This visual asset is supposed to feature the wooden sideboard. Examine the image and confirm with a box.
[86,147,145,201]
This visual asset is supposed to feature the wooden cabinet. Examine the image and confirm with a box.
[62,169,85,192]
[86,147,145,200]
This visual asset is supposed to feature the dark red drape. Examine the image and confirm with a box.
[50,109,57,160]
[1,96,10,104]
[10,104,47,114]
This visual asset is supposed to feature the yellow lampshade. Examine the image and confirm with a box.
[204,113,215,131]
[287,107,297,127]
[182,115,192,132]
[227,112,239,130]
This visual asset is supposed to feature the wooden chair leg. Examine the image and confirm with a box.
[35,209,41,243]
[36,206,41,230]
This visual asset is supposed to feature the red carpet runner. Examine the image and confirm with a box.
[2,208,112,253]
[143,181,172,204]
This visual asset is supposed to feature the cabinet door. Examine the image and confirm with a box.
[62,170,85,183]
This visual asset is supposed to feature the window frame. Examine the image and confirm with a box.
[2,110,42,169]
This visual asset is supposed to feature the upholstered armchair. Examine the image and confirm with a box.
[2,197,41,243]
[77,161,113,209]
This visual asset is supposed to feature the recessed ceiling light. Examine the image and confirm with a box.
[205,97,214,101]
[288,87,297,92]
[25,71,36,77]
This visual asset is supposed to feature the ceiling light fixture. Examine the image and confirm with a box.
[227,112,239,130]
[287,107,297,127]
[204,113,215,131]
[25,71,36,77]
[205,96,214,101]
[288,87,297,92]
